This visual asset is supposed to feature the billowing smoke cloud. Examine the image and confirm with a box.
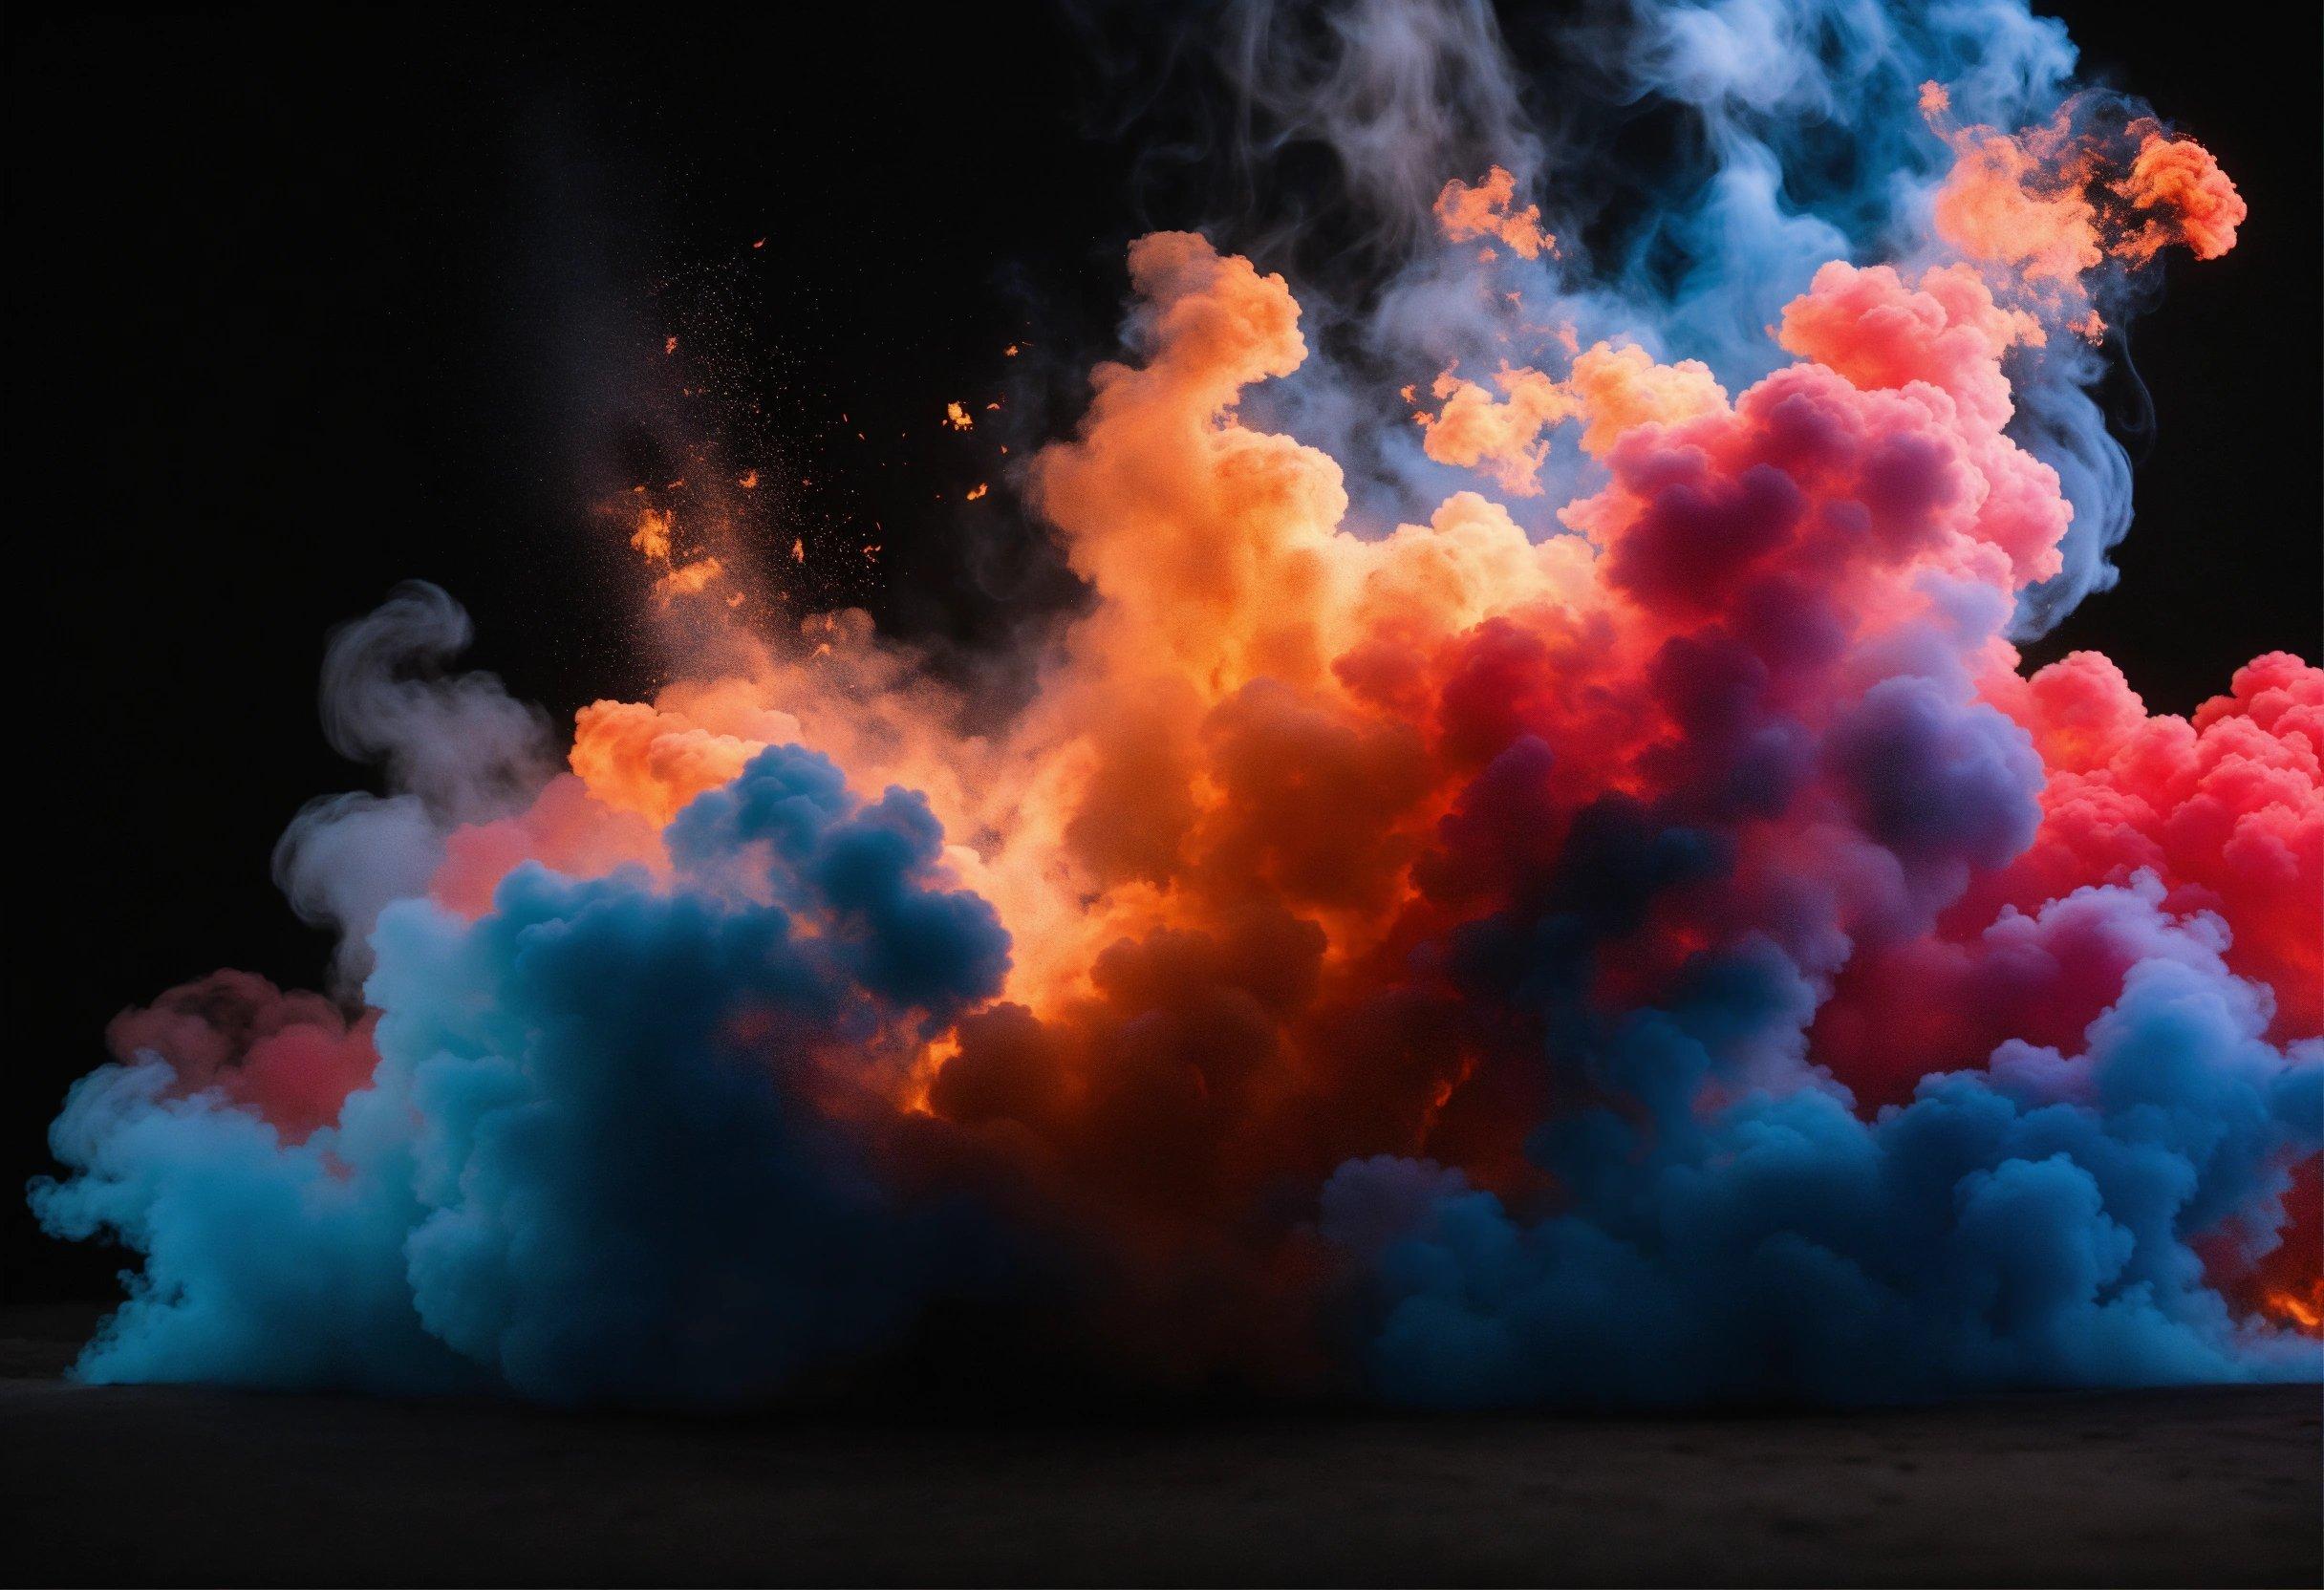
[34,0,2322,1407]
[38,746,1014,1403]
[1174,0,2194,634]
[1327,891,2319,1406]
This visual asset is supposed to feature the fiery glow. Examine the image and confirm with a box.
[2266,1285,2323,1335]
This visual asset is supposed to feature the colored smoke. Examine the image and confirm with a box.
[33,0,2321,1407]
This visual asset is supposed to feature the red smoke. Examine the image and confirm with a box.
[106,971,378,1144]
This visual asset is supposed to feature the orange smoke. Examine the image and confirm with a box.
[1432,166,1555,260]
[1925,84,2245,332]
[535,228,2055,1248]
[2116,128,2245,263]
[1418,364,1577,495]
[1418,345,1731,493]
[620,496,745,607]
[630,505,674,562]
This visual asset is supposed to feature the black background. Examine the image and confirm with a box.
[5,2,2315,1300]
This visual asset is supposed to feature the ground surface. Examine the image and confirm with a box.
[3,1305,2316,1587]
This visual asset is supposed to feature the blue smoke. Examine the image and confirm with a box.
[33,746,1016,1404]
[1219,0,2158,634]
[1323,889,2323,1407]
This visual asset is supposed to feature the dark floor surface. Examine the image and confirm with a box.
[4,1304,2316,1587]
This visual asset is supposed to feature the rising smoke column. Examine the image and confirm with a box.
[34,0,2322,1404]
